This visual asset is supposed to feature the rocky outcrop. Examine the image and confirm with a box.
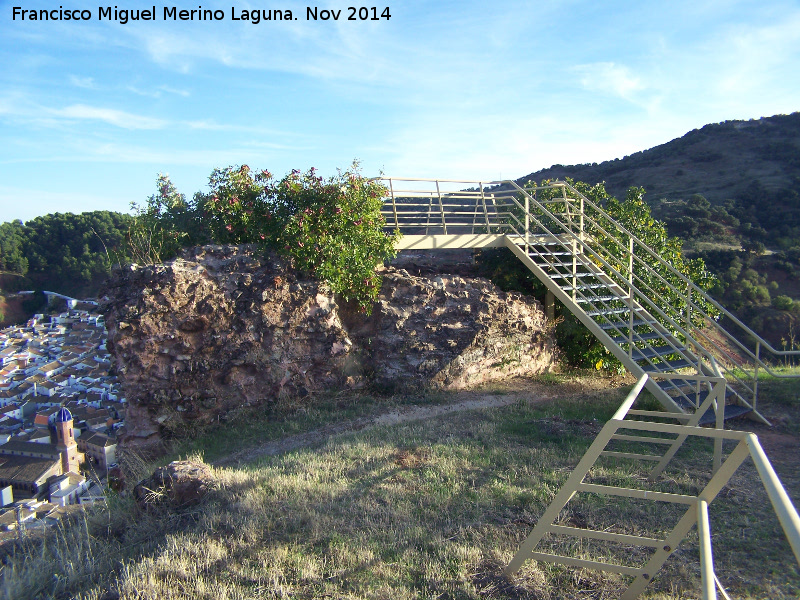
[134,460,215,509]
[102,245,554,448]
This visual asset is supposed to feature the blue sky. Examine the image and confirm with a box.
[1,0,799,222]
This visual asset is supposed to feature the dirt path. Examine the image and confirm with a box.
[214,388,555,467]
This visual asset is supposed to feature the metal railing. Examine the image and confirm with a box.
[505,373,800,599]
[379,178,800,412]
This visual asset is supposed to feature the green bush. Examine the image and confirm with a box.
[773,295,795,311]
[129,163,399,313]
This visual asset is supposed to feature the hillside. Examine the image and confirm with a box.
[518,112,800,203]
[511,112,800,349]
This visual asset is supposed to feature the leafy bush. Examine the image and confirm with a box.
[773,295,795,311]
[129,163,399,313]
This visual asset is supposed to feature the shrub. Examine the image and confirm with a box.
[773,295,795,311]
[132,163,399,313]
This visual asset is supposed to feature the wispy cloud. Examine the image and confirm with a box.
[53,104,167,130]
[69,75,97,89]
[573,62,645,101]
[160,85,190,97]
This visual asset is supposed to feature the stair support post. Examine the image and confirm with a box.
[628,236,634,357]
[524,194,530,255]
[754,341,761,412]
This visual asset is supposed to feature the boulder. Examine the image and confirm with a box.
[101,245,554,449]
[133,459,215,509]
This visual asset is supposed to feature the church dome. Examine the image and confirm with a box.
[56,407,73,423]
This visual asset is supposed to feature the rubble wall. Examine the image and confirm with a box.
[101,245,554,448]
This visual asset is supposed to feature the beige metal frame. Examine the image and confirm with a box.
[504,373,800,599]
[379,177,800,418]
[377,177,800,598]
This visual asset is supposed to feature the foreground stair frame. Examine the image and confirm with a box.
[504,373,800,600]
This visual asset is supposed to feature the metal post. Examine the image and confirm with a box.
[753,341,760,412]
[628,236,634,356]
[435,180,447,235]
[425,193,433,235]
[572,238,577,302]
[714,381,725,473]
[388,179,398,229]
[480,182,490,232]
[524,194,530,255]
[686,282,692,336]
[490,193,498,234]
[579,196,585,242]
[697,499,718,600]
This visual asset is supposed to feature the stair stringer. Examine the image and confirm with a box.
[504,238,687,414]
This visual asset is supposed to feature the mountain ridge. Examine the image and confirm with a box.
[516,112,800,203]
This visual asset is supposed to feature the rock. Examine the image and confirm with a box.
[101,245,554,450]
[133,459,215,509]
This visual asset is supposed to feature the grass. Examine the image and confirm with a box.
[2,374,799,599]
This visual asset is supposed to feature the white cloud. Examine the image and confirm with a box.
[53,104,167,130]
[573,62,645,101]
[69,75,97,89]
[160,85,190,97]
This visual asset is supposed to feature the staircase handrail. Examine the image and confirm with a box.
[506,180,800,374]
[495,187,725,374]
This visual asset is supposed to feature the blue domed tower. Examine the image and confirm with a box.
[55,407,81,474]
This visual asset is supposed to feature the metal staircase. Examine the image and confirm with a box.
[379,178,800,441]
[378,177,800,598]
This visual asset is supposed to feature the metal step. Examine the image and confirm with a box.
[697,404,752,426]
[548,272,602,280]
[586,307,629,317]
[575,296,619,304]
[642,359,696,372]
[562,284,607,291]
[684,387,734,406]
[535,260,594,270]
[611,331,664,344]
[631,345,686,361]
[670,387,734,411]
[656,378,695,391]
[530,251,572,257]
[599,319,657,330]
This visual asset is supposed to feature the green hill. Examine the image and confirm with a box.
[518,112,800,204]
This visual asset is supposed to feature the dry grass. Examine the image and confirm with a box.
[1,374,798,599]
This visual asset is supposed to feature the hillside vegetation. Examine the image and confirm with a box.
[3,372,799,599]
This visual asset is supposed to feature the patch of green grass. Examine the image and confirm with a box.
[4,377,799,599]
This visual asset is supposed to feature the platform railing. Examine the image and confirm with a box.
[379,177,800,411]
